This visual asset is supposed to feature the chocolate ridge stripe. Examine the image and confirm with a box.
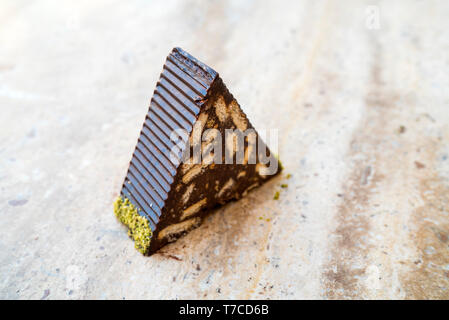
[166,56,208,90]
[146,111,181,152]
[149,101,187,141]
[127,164,165,207]
[121,186,158,228]
[124,178,162,215]
[158,78,200,115]
[126,171,164,206]
[133,144,173,185]
[161,69,202,102]
[136,134,176,175]
[129,154,168,201]
[120,189,156,230]
[168,51,213,87]
[125,172,163,215]
[143,118,181,163]
[171,47,217,83]
[163,62,207,96]
[141,124,179,166]
[160,73,201,106]
[153,91,193,129]
[132,149,171,191]
[130,157,168,200]
[154,87,196,126]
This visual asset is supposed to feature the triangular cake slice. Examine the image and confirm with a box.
[114,48,281,255]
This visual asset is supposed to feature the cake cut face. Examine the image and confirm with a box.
[114,47,281,255]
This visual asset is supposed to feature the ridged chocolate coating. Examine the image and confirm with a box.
[121,48,219,230]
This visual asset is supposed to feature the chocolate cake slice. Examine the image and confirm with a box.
[114,47,281,255]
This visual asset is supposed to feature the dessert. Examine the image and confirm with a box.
[114,48,281,255]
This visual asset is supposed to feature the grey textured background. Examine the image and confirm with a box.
[1,0,449,299]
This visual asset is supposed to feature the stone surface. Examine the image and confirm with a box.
[1,0,449,299]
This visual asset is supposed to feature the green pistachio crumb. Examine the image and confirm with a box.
[273,191,280,200]
[114,196,152,255]
[274,154,284,171]
[281,184,288,188]
[286,173,292,179]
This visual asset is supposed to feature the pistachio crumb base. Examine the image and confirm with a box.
[114,196,152,255]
